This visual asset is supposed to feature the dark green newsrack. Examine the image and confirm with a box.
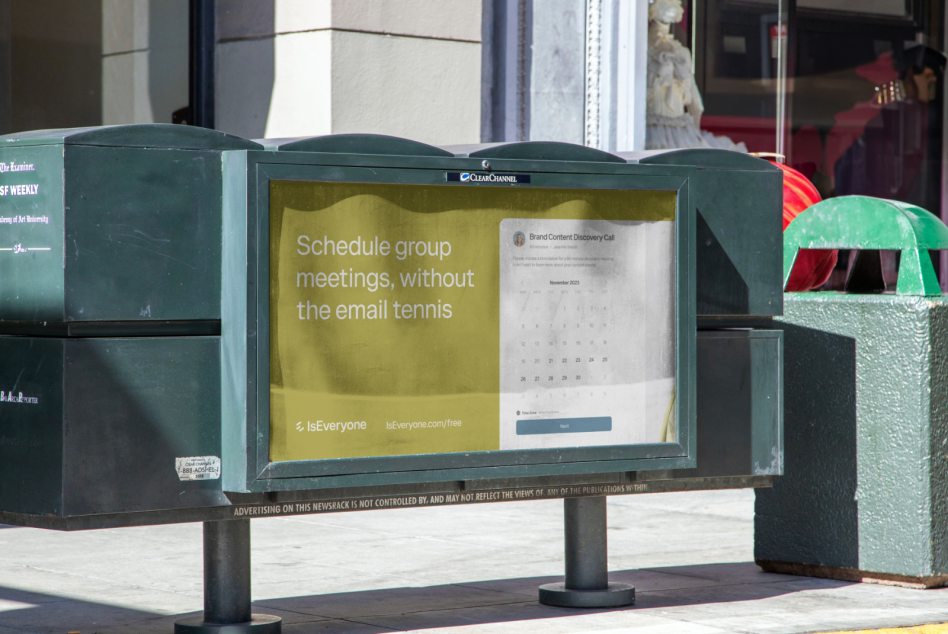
[759,194,948,587]
[0,124,260,326]
[0,126,784,623]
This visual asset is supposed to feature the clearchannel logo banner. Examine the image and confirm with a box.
[447,172,531,184]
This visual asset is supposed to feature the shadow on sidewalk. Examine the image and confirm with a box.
[0,561,850,634]
[255,561,847,631]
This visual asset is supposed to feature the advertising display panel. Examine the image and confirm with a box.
[222,149,696,492]
[269,183,677,462]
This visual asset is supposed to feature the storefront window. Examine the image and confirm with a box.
[687,0,789,155]
[682,0,945,289]
[789,0,944,287]
[790,1,941,203]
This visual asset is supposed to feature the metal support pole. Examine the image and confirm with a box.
[565,496,609,590]
[175,520,281,634]
[188,0,216,129]
[539,497,635,608]
[204,519,251,623]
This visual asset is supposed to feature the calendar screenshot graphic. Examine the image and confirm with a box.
[499,218,677,450]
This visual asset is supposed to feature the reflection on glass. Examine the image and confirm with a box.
[785,0,944,288]
[831,46,944,212]
[647,0,748,150]
[654,0,788,154]
[691,0,788,154]
[687,0,944,288]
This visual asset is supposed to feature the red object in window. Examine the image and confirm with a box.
[772,161,838,291]
[701,115,777,154]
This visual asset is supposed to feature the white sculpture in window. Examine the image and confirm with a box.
[646,0,746,151]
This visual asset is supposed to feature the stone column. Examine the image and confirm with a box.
[216,0,483,144]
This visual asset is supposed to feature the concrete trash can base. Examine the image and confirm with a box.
[756,193,948,587]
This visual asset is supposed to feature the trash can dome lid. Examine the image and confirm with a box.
[784,195,948,296]
[785,195,948,251]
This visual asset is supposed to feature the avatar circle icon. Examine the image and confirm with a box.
[513,231,526,247]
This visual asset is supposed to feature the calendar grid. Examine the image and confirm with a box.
[499,218,676,450]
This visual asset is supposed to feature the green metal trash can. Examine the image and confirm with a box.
[755,195,948,587]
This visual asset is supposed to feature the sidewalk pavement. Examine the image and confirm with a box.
[2,489,948,634]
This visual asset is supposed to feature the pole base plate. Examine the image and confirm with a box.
[175,614,282,634]
[538,582,635,608]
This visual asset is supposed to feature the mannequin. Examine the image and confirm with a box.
[645,0,747,151]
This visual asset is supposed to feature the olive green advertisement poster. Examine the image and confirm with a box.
[269,181,676,463]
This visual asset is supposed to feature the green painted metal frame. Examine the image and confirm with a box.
[221,150,698,493]
[0,123,260,325]
[783,195,948,296]
[0,123,258,150]
[691,329,783,477]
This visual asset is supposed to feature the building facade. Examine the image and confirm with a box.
[0,0,943,285]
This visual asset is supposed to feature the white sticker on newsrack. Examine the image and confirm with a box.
[175,456,221,481]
